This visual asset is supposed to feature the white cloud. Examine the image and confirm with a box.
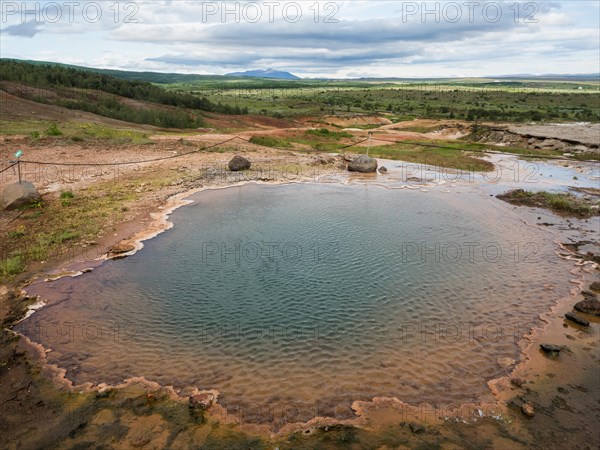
[1,1,598,77]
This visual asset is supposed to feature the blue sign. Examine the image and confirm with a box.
[14,150,23,158]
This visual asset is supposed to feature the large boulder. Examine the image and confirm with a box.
[2,181,41,210]
[228,155,251,172]
[348,155,378,173]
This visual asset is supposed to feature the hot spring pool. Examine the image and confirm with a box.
[18,183,574,423]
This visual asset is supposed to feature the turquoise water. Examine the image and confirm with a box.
[19,183,573,424]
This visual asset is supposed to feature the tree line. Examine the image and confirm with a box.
[0,60,248,127]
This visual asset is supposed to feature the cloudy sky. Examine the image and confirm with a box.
[1,1,599,78]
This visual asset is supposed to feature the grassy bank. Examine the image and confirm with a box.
[0,168,195,282]
[0,120,153,145]
[247,133,497,171]
[362,144,495,171]
[497,189,600,217]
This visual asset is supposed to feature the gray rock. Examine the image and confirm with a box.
[378,166,388,174]
[314,155,335,165]
[2,181,41,210]
[408,422,425,434]
[228,155,251,172]
[574,294,600,316]
[572,144,590,153]
[540,343,562,355]
[590,281,600,293]
[348,155,378,173]
[565,312,590,327]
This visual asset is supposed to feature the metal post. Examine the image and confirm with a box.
[17,160,22,184]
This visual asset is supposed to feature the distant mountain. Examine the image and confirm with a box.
[225,69,300,80]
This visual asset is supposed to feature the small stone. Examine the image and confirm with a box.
[590,281,600,293]
[130,436,151,448]
[574,294,600,316]
[511,378,524,388]
[378,166,388,174]
[314,156,335,165]
[565,312,590,327]
[540,343,562,355]
[408,422,425,434]
[522,403,535,417]
[498,357,516,368]
[109,241,136,254]
[189,392,214,410]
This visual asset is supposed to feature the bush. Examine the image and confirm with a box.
[7,227,26,238]
[0,256,24,277]
[306,128,352,139]
[249,135,291,148]
[46,123,63,136]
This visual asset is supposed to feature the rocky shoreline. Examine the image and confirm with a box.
[474,123,600,157]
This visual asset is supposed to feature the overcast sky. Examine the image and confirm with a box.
[1,1,599,78]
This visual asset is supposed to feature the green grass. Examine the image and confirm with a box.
[570,152,600,161]
[497,189,598,216]
[7,227,26,239]
[0,256,25,278]
[168,79,600,122]
[37,230,80,247]
[249,135,292,148]
[305,128,352,139]
[0,167,205,283]
[45,123,62,136]
[248,128,354,151]
[0,120,152,144]
[399,125,446,133]
[361,143,494,171]
[348,123,386,130]
[69,122,151,144]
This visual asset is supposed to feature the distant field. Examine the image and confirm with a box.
[167,82,600,122]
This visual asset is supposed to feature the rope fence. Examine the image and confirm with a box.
[1,132,593,188]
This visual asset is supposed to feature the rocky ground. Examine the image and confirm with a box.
[473,123,600,156]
